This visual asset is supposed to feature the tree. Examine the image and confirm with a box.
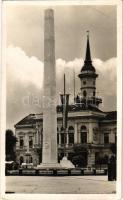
[6,129,17,161]
[72,144,88,167]
[72,155,85,167]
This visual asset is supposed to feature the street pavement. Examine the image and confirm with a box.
[6,176,116,194]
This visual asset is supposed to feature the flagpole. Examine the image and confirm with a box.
[63,73,66,157]
[64,73,65,96]
[73,69,75,104]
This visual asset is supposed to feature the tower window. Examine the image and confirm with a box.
[83,90,87,97]
[93,80,95,85]
[83,81,86,85]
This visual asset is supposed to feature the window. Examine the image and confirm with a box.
[80,126,87,143]
[20,156,24,165]
[68,126,74,144]
[93,91,95,97]
[29,136,33,148]
[29,156,33,163]
[61,134,65,144]
[83,90,87,97]
[83,81,86,85]
[104,133,109,144]
[20,136,24,148]
[69,134,74,144]
[60,127,66,144]
[57,134,59,144]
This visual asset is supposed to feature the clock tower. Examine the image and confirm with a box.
[78,31,102,107]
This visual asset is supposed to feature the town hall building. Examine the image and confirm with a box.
[14,34,117,168]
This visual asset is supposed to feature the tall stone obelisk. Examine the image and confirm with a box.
[41,9,60,168]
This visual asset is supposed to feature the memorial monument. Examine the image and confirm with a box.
[38,8,74,169]
[39,9,60,168]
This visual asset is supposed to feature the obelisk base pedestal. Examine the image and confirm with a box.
[37,163,61,169]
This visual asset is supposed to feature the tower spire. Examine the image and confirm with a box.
[85,30,91,63]
[81,31,95,72]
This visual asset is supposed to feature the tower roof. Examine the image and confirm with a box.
[81,31,96,72]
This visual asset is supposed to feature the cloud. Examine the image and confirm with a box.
[93,57,117,95]
[6,45,117,129]
[7,45,44,89]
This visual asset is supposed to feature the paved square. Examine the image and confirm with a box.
[6,176,116,194]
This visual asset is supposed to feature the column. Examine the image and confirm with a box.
[59,133,61,147]
[25,134,29,152]
[74,123,78,143]
[109,129,115,143]
[88,123,93,143]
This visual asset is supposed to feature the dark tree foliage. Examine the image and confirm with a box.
[6,129,17,161]
[72,155,85,167]
[73,143,88,154]
[72,144,88,167]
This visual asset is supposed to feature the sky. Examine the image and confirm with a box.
[5,4,117,130]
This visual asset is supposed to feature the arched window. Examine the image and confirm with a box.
[80,126,87,143]
[68,126,74,144]
[83,90,87,97]
[61,134,65,144]
[20,156,24,165]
